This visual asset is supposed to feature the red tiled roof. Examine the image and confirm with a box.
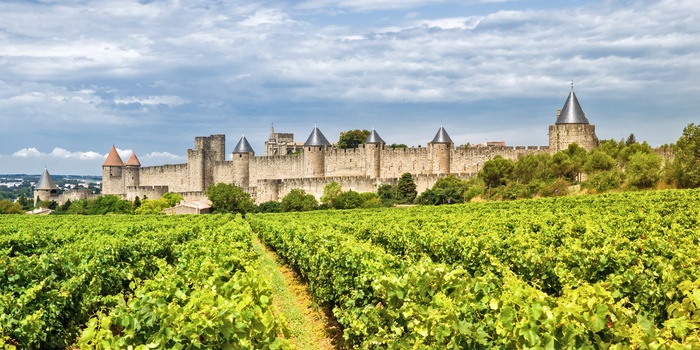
[103,146,124,167]
[125,152,141,166]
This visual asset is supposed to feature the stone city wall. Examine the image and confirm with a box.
[377,147,432,178]
[451,146,550,173]
[324,146,369,177]
[138,164,190,193]
[249,155,304,183]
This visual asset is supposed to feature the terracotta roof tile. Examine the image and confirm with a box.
[103,146,124,167]
[125,152,141,166]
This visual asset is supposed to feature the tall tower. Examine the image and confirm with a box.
[123,152,141,189]
[365,128,385,179]
[101,146,125,195]
[303,126,331,178]
[429,126,453,175]
[232,134,254,188]
[34,168,58,204]
[549,84,599,152]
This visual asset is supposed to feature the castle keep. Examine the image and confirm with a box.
[102,87,599,202]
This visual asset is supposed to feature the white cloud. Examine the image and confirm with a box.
[114,95,189,106]
[239,9,294,27]
[296,0,452,12]
[144,152,185,161]
[12,147,106,160]
[12,148,44,158]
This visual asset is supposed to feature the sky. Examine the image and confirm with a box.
[0,0,698,175]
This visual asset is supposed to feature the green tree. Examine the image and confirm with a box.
[206,183,255,215]
[547,152,575,180]
[67,199,90,215]
[338,129,370,149]
[89,195,134,215]
[395,173,417,204]
[162,192,184,207]
[334,190,364,209]
[359,192,382,208]
[133,196,142,209]
[258,201,282,213]
[625,152,661,189]
[40,200,58,210]
[584,149,616,173]
[673,123,700,188]
[57,199,72,213]
[377,184,396,206]
[17,193,32,211]
[416,175,469,205]
[479,156,514,188]
[625,133,637,146]
[320,181,342,208]
[135,198,170,215]
[0,199,23,214]
[281,189,318,212]
[512,154,542,184]
[389,143,407,149]
[598,139,625,160]
[564,143,587,180]
[584,169,623,193]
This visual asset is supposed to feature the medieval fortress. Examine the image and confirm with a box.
[101,88,599,203]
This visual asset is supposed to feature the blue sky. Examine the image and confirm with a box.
[0,0,698,175]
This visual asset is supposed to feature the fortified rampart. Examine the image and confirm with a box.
[101,87,600,203]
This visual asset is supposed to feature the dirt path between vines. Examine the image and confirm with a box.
[253,238,343,350]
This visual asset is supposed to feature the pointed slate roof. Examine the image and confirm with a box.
[304,127,331,147]
[556,86,590,124]
[125,152,141,166]
[366,129,385,144]
[430,126,453,144]
[233,135,255,154]
[35,168,58,190]
[102,146,124,167]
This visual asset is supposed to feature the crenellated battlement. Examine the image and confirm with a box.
[102,88,598,204]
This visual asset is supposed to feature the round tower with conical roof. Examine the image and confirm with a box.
[34,168,59,204]
[365,128,385,178]
[232,134,254,188]
[123,152,141,189]
[303,127,331,178]
[548,84,599,152]
[102,146,125,195]
[429,126,453,174]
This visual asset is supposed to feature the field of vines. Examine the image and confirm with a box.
[249,189,700,349]
[0,215,290,349]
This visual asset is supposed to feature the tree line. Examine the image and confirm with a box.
[2,123,698,215]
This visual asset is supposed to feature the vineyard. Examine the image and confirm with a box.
[249,189,700,348]
[0,215,290,349]
[1,189,700,349]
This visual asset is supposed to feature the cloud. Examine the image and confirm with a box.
[1,0,699,176]
[295,0,453,12]
[114,95,189,106]
[12,147,106,160]
[144,152,185,161]
[12,148,44,158]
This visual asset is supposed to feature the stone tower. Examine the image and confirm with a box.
[123,152,141,189]
[303,127,331,178]
[188,134,225,193]
[102,146,125,195]
[34,168,59,204]
[429,126,453,174]
[365,128,385,178]
[232,134,254,188]
[549,85,599,152]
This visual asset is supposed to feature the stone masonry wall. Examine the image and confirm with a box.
[249,155,304,183]
[138,164,189,193]
[324,146,369,177]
